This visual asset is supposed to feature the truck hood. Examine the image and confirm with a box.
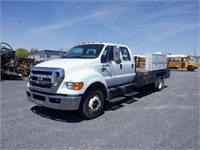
[35,59,98,69]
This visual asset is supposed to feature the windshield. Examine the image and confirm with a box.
[63,44,104,59]
[188,55,196,62]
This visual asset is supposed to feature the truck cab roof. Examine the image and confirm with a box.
[78,42,130,48]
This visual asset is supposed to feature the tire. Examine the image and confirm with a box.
[155,76,163,91]
[79,89,104,119]
[187,65,194,71]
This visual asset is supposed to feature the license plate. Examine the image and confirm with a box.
[36,100,43,105]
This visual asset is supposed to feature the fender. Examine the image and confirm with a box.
[57,68,108,95]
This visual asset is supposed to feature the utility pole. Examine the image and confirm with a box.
[194,48,196,56]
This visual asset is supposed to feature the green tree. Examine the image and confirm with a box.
[15,48,30,58]
[30,47,39,54]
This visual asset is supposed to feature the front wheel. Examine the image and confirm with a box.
[79,89,104,119]
[187,65,194,71]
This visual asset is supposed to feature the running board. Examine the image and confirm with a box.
[108,83,137,100]
[109,97,125,103]
[124,91,139,97]
[108,91,139,103]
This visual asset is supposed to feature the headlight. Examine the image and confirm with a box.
[66,82,84,90]
[52,69,64,86]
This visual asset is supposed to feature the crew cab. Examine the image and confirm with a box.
[26,42,170,119]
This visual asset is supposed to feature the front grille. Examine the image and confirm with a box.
[31,77,51,82]
[31,70,52,75]
[30,76,52,88]
[30,71,52,89]
[29,67,64,91]
[31,82,52,88]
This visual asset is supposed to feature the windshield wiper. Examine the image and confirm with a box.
[63,55,96,59]
[73,56,87,58]
[63,55,87,59]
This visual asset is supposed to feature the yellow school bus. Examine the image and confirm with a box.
[134,55,145,68]
[167,55,198,71]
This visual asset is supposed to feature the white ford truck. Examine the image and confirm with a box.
[26,42,170,119]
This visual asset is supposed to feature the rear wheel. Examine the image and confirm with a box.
[79,89,104,119]
[155,76,164,91]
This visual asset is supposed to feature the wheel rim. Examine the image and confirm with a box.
[188,66,194,71]
[88,96,101,112]
[158,79,162,90]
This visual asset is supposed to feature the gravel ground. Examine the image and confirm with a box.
[1,69,199,150]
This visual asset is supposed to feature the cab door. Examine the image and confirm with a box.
[112,46,135,85]
[100,45,117,87]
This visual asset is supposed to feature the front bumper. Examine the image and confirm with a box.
[26,88,82,110]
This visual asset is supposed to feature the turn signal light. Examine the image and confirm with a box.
[73,82,84,90]
[66,82,84,90]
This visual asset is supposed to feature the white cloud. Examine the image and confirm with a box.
[28,7,129,33]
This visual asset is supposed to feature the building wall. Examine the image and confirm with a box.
[28,54,60,61]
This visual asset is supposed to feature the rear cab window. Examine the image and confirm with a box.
[120,47,131,61]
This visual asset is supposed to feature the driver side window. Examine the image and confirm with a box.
[101,46,114,63]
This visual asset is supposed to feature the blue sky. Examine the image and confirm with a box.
[1,0,200,55]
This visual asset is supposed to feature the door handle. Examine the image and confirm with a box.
[102,63,111,68]
[102,63,111,72]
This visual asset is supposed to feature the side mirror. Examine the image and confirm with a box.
[114,46,122,64]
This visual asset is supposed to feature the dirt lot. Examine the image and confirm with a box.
[1,69,199,150]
